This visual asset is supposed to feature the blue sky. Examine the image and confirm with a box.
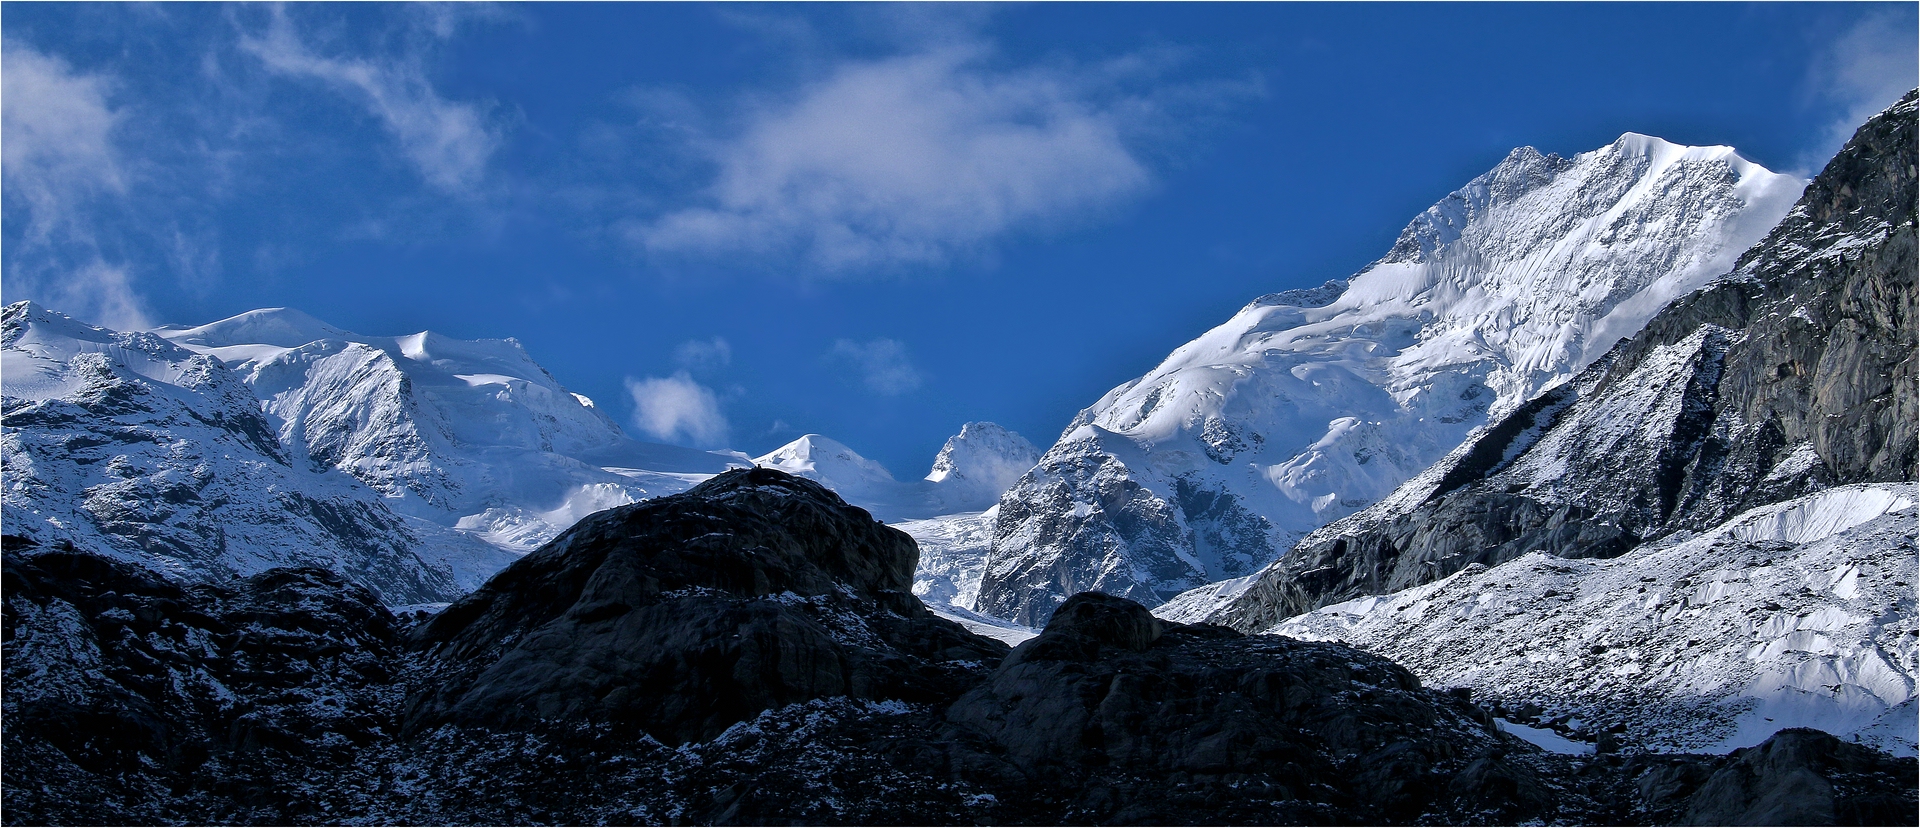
[4,2,1915,475]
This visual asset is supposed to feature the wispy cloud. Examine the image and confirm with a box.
[827,338,923,396]
[672,337,733,373]
[625,371,730,447]
[629,35,1240,273]
[1801,11,1919,171]
[0,41,150,329]
[238,7,503,192]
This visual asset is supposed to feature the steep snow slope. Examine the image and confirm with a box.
[754,423,1037,522]
[0,303,485,602]
[154,309,746,555]
[1206,91,1916,631]
[1265,483,1918,757]
[979,134,1803,624]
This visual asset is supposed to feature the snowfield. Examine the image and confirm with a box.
[1263,483,1919,757]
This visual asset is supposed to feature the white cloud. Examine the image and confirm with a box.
[0,41,150,330]
[672,337,733,372]
[634,43,1156,272]
[827,338,923,396]
[625,371,730,447]
[238,7,502,192]
[1802,11,1919,170]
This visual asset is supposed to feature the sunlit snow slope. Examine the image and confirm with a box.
[1202,91,1916,633]
[154,309,746,560]
[1,303,483,602]
[979,133,1803,624]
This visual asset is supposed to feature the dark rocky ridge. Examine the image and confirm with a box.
[406,466,1008,744]
[5,468,1914,824]
[1209,91,1919,631]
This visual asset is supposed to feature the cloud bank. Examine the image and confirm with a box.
[633,43,1164,272]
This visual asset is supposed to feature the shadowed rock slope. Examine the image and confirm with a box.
[405,466,1008,744]
[1209,91,1918,630]
[5,468,1914,824]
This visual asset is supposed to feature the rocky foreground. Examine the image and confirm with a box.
[4,468,1913,825]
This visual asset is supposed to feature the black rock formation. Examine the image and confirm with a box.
[1212,91,1919,630]
[406,466,1010,744]
[4,468,1914,824]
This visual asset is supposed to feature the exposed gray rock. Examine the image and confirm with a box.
[1211,91,1918,631]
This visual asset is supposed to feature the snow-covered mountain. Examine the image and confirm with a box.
[0,303,484,602]
[976,132,1805,624]
[2,304,759,601]
[753,422,1037,522]
[1202,90,1916,632]
[1161,90,1918,759]
[153,309,745,555]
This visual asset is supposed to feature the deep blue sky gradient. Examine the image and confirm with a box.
[4,2,1914,474]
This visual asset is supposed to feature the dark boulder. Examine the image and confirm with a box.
[948,591,1533,824]
[1680,728,1918,826]
[405,467,1009,744]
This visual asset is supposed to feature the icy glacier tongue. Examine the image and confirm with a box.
[1266,483,1919,757]
[0,302,484,603]
[978,132,1804,624]
[153,308,746,560]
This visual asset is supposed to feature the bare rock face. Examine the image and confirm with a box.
[405,467,1010,744]
[1212,91,1918,630]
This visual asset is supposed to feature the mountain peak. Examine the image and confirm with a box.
[158,307,349,349]
[925,422,1039,493]
[755,434,899,492]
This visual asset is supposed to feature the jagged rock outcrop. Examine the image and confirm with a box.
[979,131,1804,625]
[1209,91,1918,631]
[1674,728,1917,826]
[406,467,1009,744]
